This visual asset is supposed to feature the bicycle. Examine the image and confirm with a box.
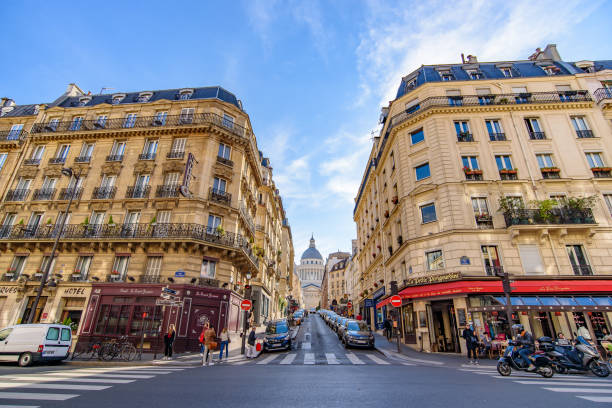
[99,336,137,361]
[71,339,103,360]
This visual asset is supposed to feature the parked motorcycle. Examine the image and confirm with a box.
[497,340,554,378]
[539,336,609,377]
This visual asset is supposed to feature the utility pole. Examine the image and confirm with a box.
[241,279,252,355]
[496,269,515,337]
[390,281,402,353]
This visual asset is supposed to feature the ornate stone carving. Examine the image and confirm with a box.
[162,161,185,173]
[17,167,39,179]
[133,161,156,174]
[124,201,147,210]
[101,162,123,175]
[213,163,234,181]
[90,202,112,211]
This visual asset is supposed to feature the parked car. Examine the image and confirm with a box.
[293,311,304,325]
[0,324,72,367]
[263,320,292,352]
[337,318,350,339]
[342,320,375,348]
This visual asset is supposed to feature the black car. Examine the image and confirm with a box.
[263,320,292,351]
[342,320,375,348]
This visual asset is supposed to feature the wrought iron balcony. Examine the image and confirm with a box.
[216,156,234,167]
[485,265,504,277]
[106,273,124,282]
[575,129,594,138]
[48,157,66,164]
[456,132,474,142]
[594,87,612,104]
[499,170,518,180]
[155,185,179,198]
[541,168,561,179]
[528,131,546,140]
[488,132,507,141]
[74,156,91,163]
[0,223,259,267]
[0,129,27,144]
[24,158,41,166]
[1,273,16,281]
[126,185,151,199]
[70,274,87,282]
[239,201,255,235]
[106,154,124,162]
[92,186,117,199]
[592,167,612,178]
[475,214,493,229]
[572,265,593,276]
[198,277,220,288]
[140,275,161,283]
[32,188,56,201]
[209,188,231,206]
[138,153,156,161]
[464,170,483,181]
[59,187,83,200]
[4,189,29,201]
[31,112,252,141]
[503,208,595,227]
[166,150,185,159]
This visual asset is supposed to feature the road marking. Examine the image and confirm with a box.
[301,342,311,350]
[304,353,315,364]
[578,396,612,402]
[543,387,612,393]
[280,354,297,365]
[0,382,110,391]
[2,376,136,384]
[231,360,250,365]
[41,373,154,379]
[514,381,612,387]
[0,405,40,408]
[0,392,78,401]
[325,353,340,365]
[401,362,416,366]
[256,355,279,365]
[70,370,172,375]
[345,353,365,365]
[491,375,611,382]
[366,355,390,365]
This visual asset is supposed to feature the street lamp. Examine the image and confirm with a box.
[27,167,81,324]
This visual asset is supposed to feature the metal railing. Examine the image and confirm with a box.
[239,201,255,235]
[155,185,179,198]
[138,153,156,161]
[485,265,503,277]
[572,265,593,276]
[4,189,29,201]
[33,188,56,201]
[209,188,231,206]
[0,223,259,266]
[216,156,233,167]
[49,157,67,164]
[592,168,612,178]
[488,133,507,141]
[499,171,518,180]
[529,131,546,140]
[59,187,83,200]
[0,129,27,143]
[167,150,185,159]
[92,186,117,199]
[24,158,41,166]
[503,208,596,227]
[140,275,161,283]
[126,185,151,199]
[106,154,124,162]
[456,132,474,142]
[465,173,483,181]
[199,277,220,288]
[74,156,92,163]
[594,88,612,103]
[576,129,594,138]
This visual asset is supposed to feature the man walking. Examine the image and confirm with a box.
[246,326,257,358]
[462,325,479,365]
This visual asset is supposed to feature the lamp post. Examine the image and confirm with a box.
[27,167,81,324]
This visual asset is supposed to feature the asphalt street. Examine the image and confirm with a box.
[0,314,610,407]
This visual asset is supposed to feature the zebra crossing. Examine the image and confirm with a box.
[232,350,412,366]
[459,364,612,403]
[0,365,188,406]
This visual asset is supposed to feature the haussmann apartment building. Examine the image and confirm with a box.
[0,84,294,352]
[353,44,612,353]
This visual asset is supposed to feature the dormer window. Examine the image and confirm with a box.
[137,92,152,103]
[542,65,560,76]
[79,96,92,106]
[440,71,454,81]
[466,70,483,80]
[179,89,194,100]
[112,94,126,105]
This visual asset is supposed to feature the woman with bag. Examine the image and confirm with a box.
[219,327,230,361]
[198,327,206,357]
[203,323,217,366]
[163,324,176,360]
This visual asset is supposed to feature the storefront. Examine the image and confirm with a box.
[371,287,386,330]
[78,283,243,353]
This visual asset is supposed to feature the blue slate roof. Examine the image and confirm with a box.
[0,104,39,117]
[54,86,241,110]
[301,247,323,260]
[396,60,612,99]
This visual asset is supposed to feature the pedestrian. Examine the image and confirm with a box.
[198,326,207,356]
[356,314,362,321]
[246,326,257,358]
[219,327,230,361]
[383,319,392,341]
[163,324,176,360]
[202,323,217,366]
[462,325,478,365]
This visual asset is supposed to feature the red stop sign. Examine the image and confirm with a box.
[347,302,353,308]
[390,295,402,307]
[241,299,252,311]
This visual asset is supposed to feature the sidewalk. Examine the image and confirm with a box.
[373,333,496,367]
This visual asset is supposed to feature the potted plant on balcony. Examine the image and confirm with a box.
[81,217,89,226]
[498,196,524,225]
[475,212,492,222]
[531,199,557,223]
[46,218,52,225]
[108,215,115,226]
[216,225,225,236]
[463,166,483,176]
[540,167,560,173]
[111,269,119,276]
[558,195,597,223]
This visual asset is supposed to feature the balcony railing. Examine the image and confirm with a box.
[239,201,255,235]
[541,168,561,179]
[106,154,124,162]
[92,186,117,199]
[59,187,83,200]
[594,87,612,103]
[528,131,546,140]
[464,170,483,181]
[591,167,612,178]
[31,112,252,141]
[499,170,518,180]
[209,188,231,206]
[198,277,220,288]
[488,132,507,141]
[138,153,156,161]
[503,208,596,227]
[456,132,474,142]
[167,150,185,159]
[0,129,27,144]
[155,185,179,198]
[572,265,593,276]
[0,223,258,267]
[485,265,504,277]
[49,157,67,164]
[126,185,151,199]
[575,129,594,138]
[4,189,30,201]
[216,156,234,167]
[475,215,493,229]
[140,275,161,283]
[32,188,56,201]
[24,158,41,166]
[74,156,91,163]
[106,273,124,282]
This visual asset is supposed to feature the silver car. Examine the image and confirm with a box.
[342,320,375,348]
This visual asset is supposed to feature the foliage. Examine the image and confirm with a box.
[557,195,597,211]
[81,217,89,226]
[498,196,524,213]
[530,198,557,222]
[108,215,115,225]
[46,218,53,225]
[216,225,225,235]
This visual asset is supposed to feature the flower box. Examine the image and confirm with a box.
[541,167,560,173]
[592,167,612,172]
[464,169,483,175]
[499,169,518,174]
[476,214,492,221]
[111,270,120,275]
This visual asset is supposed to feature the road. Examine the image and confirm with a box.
[0,313,610,407]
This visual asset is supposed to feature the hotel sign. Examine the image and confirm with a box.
[404,272,462,287]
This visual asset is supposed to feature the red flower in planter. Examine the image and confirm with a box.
[111,270,119,275]
[374,283,378,287]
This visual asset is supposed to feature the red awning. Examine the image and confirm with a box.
[375,279,612,308]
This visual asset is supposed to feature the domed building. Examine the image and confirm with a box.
[297,236,324,309]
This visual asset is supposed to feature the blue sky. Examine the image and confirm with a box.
[2,0,611,259]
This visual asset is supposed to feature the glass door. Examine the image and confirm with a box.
[482,245,501,276]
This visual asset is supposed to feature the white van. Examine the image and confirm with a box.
[0,324,72,366]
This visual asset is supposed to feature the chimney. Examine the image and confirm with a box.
[466,55,478,63]
[542,44,561,61]
[65,83,85,97]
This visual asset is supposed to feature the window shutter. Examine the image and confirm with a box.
[518,245,545,274]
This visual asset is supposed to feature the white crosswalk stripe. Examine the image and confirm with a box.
[256,354,280,365]
[3,376,136,384]
[543,387,612,394]
[325,353,340,365]
[0,405,40,408]
[578,396,612,403]
[304,353,315,364]
[0,392,78,401]
[280,354,297,365]
[0,382,110,391]
[345,353,365,365]
[365,355,390,365]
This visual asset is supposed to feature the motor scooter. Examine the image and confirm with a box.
[539,336,609,377]
[497,340,554,378]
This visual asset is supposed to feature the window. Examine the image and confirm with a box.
[518,245,545,274]
[41,176,57,190]
[536,154,555,168]
[179,90,193,100]
[472,197,489,215]
[100,174,116,188]
[46,327,59,341]
[415,163,430,181]
[125,211,140,225]
[485,120,504,139]
[0,213,15,237]
[390,151,396,171]
[571,116,593,138]
[467,70,483,80]
[476,88,493,105]
[482,245,501,276]
[79,142,94,159]
[48,119,59,131]
[157,210,171,224]
[137,93,151,103]
[111,256,130,280]
[145,256,163,277]
[31,145,45,161]
[142,139,158,156]
[420,203,437,223]
[164,172,180,186]
[110,141,126,157]
[124,113,137,128]
[180,108,194,124]
[525,118,544,139]
[8,124,23,139]
[495,155,513,170]
[405,98,420,114]
[462,156,479,170]
[500,67,513,78]
[207,214,221,230]
[90,211,105,225]
[603,194,612,217]
[446,90,462,106]
[218,143,231,160]
[171,138,186,154]
[200,259,216,278]
[566,245,592,275]
[39,256,57,275]
[585,152,604,168]
[213,177,227,192]
[513,86,529,103]
[70,116,83,131]
[410,129,424,145]
[112,95,124,104]
[223,114,234,129]
[9,255,28,278]
[74,256,92,278]
[426,250,444,271]
[0,153,7,172]
[95,115,107,128]
[135,174,150,188]
[440,71,454,81]
[56,144,70,160]
[454,121,472,141]
[16,177,32,191]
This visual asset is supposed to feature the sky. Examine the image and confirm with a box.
[2,0,612,260]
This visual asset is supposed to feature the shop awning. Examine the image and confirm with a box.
[376,279,612,308]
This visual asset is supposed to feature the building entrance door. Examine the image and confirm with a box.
[430,300,459,353]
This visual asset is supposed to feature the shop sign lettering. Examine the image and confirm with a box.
[195,291,220,299]
[0,286,18,295]
[118,288,155,295]
[62,287,86,296]
[404,272,461,287]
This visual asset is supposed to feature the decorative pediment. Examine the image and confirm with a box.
[101,162,123,175]
[409,182,436,196]
[73,163,91,177]
[213,163,234,181]
[2,204,19,213]
[17,167,39,179]
[133,161,156,175]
